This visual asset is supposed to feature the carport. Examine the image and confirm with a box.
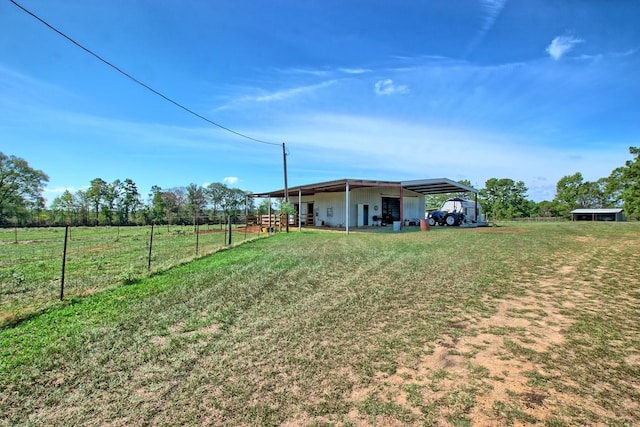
[571,208,625,222]
[402,178,481,225]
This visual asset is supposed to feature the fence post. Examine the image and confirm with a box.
[195,222,199,256]
[244,216,248,241]
[14,227,18,244]
[60,225,69,301]
[148,222,155,271]
[228,216,232,246]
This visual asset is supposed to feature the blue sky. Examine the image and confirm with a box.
[1,0,639,203]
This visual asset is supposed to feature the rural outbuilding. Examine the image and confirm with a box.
[570,208,625,222]
[252,178,479,234]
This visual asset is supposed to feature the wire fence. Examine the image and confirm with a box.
[509,217,566,222]
[0,214,288,326]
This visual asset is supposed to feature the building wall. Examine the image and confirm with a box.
[295,187,425,227]
[402,193,424,221]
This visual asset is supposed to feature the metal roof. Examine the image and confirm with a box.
[401,178,477,195]
[571,208,623,214]
[251,178,477,198]
[250,179,399,198]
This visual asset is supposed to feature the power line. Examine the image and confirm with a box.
[9,0,281,147]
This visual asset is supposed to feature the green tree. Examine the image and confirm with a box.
[220,186,247,219]
[75,189,91,225]
[148,185,166,224]
[530,200,561,218]
[581,178,610,208]
[0,152,49,224]
[554,173,616,218]
[50,189,77,225]
[206,182,227,221]
[620,146,640,219]
[86,178,107,225]
[554,173,584,218]
[161,188,187,225]
[117,178,141,224]
[257,199,274,214]
[278,199,297,232]
[606,167,625,208]
[102,179,122,225]
[186,183,207,226]
[479,178,529,220]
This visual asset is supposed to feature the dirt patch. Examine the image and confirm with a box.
[626,354,640,367]
[150,335,168,347]
[348,291,565,425]
[347,247,630,425]
[558,265,575,275]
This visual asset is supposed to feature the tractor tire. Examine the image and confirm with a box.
[445,214,457,226]
[428,217,436,227]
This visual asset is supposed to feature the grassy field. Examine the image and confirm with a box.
[1,222,639,426]
[0,224,260,327]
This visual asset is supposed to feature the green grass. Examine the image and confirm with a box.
[0,224,260,327]
[1,222,639,425]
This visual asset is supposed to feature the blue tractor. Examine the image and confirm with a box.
[427,198,466,226]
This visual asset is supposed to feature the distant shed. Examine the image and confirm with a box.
[571,208,625,222]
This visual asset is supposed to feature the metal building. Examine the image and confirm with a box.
[252,178,479,234]
[570,208,625,222]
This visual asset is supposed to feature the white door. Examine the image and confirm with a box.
[357,204,369,227]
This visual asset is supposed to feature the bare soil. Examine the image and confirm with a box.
[342,236,640,426]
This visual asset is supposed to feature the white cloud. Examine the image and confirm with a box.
[233,81,336,104]
[546,35,583,60]
[223,176,239,185]
[374,79,408,96]
[262,112,630,202]
[282,68,330,77]
[0,65,79,112]
[465,0,508,56]
[283,67,371,76]
[577,48,639,61]
[339,68,371,75]
[481,0,508,32]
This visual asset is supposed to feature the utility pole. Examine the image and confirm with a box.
[283,142,289,233]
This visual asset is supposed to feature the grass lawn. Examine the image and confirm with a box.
[1,222,639,426]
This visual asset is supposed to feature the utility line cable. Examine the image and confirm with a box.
[9,0,281,147]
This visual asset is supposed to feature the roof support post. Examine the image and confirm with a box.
[268,196,272,233]
[244,194,248,240]
[283,142,289,233]
[345,180,350,235]
[399,185,404,229]
[298,189,302,232]
[474,192,479,223]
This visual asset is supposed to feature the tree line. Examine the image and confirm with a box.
[427,146,639,221]
[0,151,267,227]
[2,146,639,226]
[49,179,256,227]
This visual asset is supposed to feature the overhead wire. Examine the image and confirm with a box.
[8,0,281,147]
